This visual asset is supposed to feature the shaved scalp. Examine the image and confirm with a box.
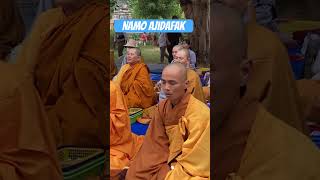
[211,3,247,63]
[173,45,184,50]
[163,63,187,82]
[177,48,190,60]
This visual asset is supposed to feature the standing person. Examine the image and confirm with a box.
[140,32,147,46]
[116,32,126,57]
[158,32,169,63]
[166,16,182,63]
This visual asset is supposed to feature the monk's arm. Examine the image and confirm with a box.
[166,106,210,179]
[110,84,132,146]
[126,107,170,179]
[45,18,108,146]
[131,66,155,96]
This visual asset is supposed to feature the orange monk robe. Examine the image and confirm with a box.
[110,81,144,172]
[126,93,210,180]
[16,1,109,147]
[0,62,63,180]
[187,69,206,103]
[244,21,304,132]
[114,62,156,109]
[296,79,320,123]
[137,69,206,125]
[224,102,320,180]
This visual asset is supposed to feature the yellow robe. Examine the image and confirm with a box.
[114,63,156,109]
[126,93,210,179]
[245,22,304,132]
[0,62,63,180]
[227,104,320,180]
[187,69,206,103]
[110,81,143,172]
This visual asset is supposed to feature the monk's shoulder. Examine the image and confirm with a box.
[247,23,285,55]
[37,8,62,23]
[34,8,63,34]
[187,69,200,81]
[186,96,209,117]
[255,105,319,154]
[137,63,151,73]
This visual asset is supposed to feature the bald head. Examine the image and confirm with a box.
[211,3,251,132]
[161,63,188,105]
[212,3,247,64]
[163,63,187,82]
[172,45,184,60]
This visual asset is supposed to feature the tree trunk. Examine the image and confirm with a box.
[277,0,320,21]
[180,0,210,66]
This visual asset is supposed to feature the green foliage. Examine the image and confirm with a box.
[128,0,183,19]
[110,0,117,14]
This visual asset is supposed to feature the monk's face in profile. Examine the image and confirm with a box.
[126,48,141,65]
[211,3,251,131]
[161,65,188,104]
[174,50,190,67]
[172,46,181,60]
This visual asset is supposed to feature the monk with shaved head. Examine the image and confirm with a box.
[126,63,210,179]
[173,48,206,103]
[219,0,304,132]
[212,3,320,180]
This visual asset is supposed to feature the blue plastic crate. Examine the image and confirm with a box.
[150,73,162,81]
[131,122,149,135]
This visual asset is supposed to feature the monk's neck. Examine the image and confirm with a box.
[170,91,188,107]
[129,62,140,67]
[61,0,89,16]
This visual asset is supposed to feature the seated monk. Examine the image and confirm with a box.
[212,5,320,180]
[0,62,62,179]
[15,0,108,147]
[120,39,145,67]
[220,0,304,132]
[173,48,206,103]
[126,63,210,179]
[110,81,143,177]
[114,47,156,109]
[158,48,206,103]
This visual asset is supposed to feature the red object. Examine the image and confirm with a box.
[289,55,304,61]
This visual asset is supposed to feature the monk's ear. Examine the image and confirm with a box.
[240,59,252,86]
[184,79,189,89]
